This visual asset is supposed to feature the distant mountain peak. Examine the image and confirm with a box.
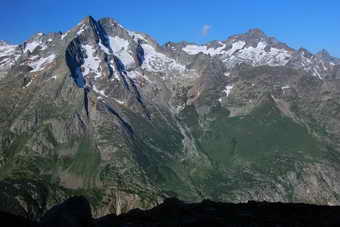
[99,17,120,26]
[0,40,10,46]
[78,16,123,32]
[296,47,313,58]
[316,49,340,64]
[317,48,330,55]
[80,15,96,25]
[316,49,332,59]
[246,28,266,36]
[229,28,268,40]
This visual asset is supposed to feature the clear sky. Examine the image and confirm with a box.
[1,0,339,57]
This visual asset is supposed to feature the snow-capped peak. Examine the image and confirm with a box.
[180,28,294,68]
[0,41,20,72]
[0,40,11,46]
[247,28,266,35]
[182,42,227,56]
[23,32,51,54]
[316,49,340,64]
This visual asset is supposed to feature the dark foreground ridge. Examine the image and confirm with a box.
[2,196,340,227]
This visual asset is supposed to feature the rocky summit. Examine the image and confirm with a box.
[1,16,340,218]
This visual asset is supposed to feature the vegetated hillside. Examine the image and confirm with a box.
[1,16,340,217]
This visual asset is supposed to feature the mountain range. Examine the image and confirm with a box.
[1,16,340,218]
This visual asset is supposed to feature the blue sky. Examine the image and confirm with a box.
[1,0,339,57]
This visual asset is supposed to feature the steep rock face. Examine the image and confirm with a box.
[1,16,340,217]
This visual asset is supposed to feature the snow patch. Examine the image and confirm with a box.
[127,70,138,79]
[61,31,69,40]
[23,79,32,88]
[182,42,227,56]
[182,45,209,55]
[312,68,322,79]
[99,42,111,54]
[82,44,101,76]
[29,55,39,61]
[142,43,185,72]
[108,36,135,66]
[176,104,186,113]
[40,43,48,51]
[93,85,107,97]
[29,54,56,72]
[224,41,246,56]
[223,41,292,67]
[24,41,40,53]
[114,98,125,105]
[321,61,328,71]
[110,71,121,81]
[0,44,17,58]
[224,72,230,77]
[127,30,147,42]
[223,85,233,97]
[0,47,20,70]
[77,24,86,35]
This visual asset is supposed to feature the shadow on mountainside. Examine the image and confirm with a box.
[2,196,340,227]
